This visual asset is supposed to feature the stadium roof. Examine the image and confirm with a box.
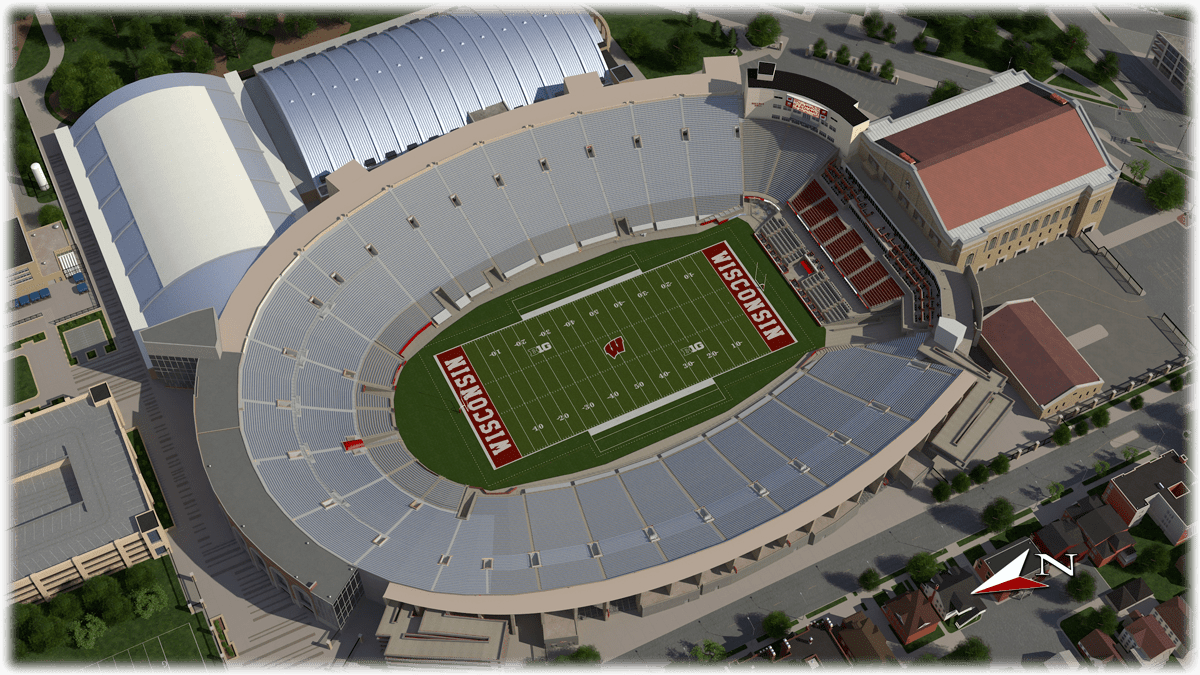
[250,9,607,186]
[864,70,1118,242]
[981,298,1102,407]
[59,73,303,335]
[11,397,150,579]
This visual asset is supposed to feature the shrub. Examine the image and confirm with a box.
[54,14,88,42]
[1093,407,1110,428]
[1093,460,1110,479]
[38,205,64,226]
[1137,543,1171,575]
[951,472,971,494]
[913,33,927,52]
[990,454,1010,475]
[1130,394,1145,410]
[944,636,991,663]
[966,14,998,49]
[666,28,700,70]
[555,644,601,663]
[762,610,792,640]
[1053,424,1073,446]
[1057,24,1089,61]
[46,591,84,625]
[132,584,170,619]
[906,552,939,584]
[121,562,157,594]
[686,8,699,26]
[137,51,172,79]
[1047,481,1065,501]
[710,19,723,42]
[982,497,1015,533]
[1096,605,1119,635]
[835,44,851,65]
[863,10,884,38]
[81,575,132,625]
[1074,419,1090,437]
[181,36,215,73]
[285,14,318,37]
[691,639,727,662]
[70,614,107,651]
[969,463,991,485]
[858,568,882,591]
[22,612,67,653]
[1067,571,1096,601]
[216,16,250,59]
[879,59,895,80]
[1145,170,1187,211]
[932,481,952,502]
[813,37,827,58]
[726,28,738,49]
[746,12,781,47]
[1095,51,1120,82]
[1170,374,1185,391]
[857,51,873,72]
[881,22,896,42]
[621,26,649,60]
[928,80,964,105]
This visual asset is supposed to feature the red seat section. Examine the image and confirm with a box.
[343,439,365,452]
[825,229,864,260]
[849,261,888,291]
[811,217,848,244]
[834,248,871,276]
[863,278,904,307]
[799,259,815,275]
[790,181,827,212]
[800,198,837,226]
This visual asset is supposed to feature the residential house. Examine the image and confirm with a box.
[1103,450,1193,545]
[1152,596,1189,658]
[1103,579,1156,615]
[1032,519,1086,565]
[835,611,896,663]
[1077,628,1126,666]
[922,566,987,629]
[782,625,848,665]
[1076,504,1137,567]
[973,538,1047,603]
[882,587,942,645]
[1117,610,1176,665]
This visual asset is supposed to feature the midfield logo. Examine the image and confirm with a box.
[971,550,1076,595]
[604,336,625,359]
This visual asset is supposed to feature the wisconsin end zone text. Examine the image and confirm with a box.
[434,346,522,469]
[702,241,796,352]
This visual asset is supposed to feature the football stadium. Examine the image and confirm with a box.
[48,7,1122,656]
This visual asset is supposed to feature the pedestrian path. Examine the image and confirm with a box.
[1090,207,1186,249]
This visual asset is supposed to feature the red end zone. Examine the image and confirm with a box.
[434,346,522,469]
[702,241,797,352]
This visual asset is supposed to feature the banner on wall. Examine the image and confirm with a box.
[786,95,827,119]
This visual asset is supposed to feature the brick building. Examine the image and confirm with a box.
[973,538,1047,603]
[882,587,941,645]
[1118,610,1176,665]
[1102,450,1193,545]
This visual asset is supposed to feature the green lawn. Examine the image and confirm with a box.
[1061,607,1107,647]
[16,555,221,664]
[956,529,988,547]
[872,590,891,606]
[12,98,57,203]
[12,15,50,81]
[1063,53,1126,100]
[1041,487,1073,505]
[1096,519,1187,602]
[10,331,47,351]
[894,624,945,653]
[11,355,37,403]
[805,596,847,618]
[964,544,987,564]
[128,429,174,529]
[1050,74,1097,96]
[600,12,738,79]
[394,220,824,490]
[988,517,1042,548]
[57,310,116,365]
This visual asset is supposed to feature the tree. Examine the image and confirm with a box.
[990,453,1010,475]
[181,36,215,73]
[161,14,186,37]
[1074,419,1090,437]
[555,644,601,663]
[1048,481,1065,501]
[970,463,991,485]
[813,37,828,58]
[938,16,967,53]
[906,552,938,584]
[1145,171,1187,211]
[1137,543,1171,575]
[1022,43,1055,79]
[81,574,132,625]
[1066,571,1096,601]
[944,636,991,662]
[835,43,851,65]
[951,471,971,494]
[54,14,88,42]
[70,614,107,651]
[138,51,172,78]
[22,612,67,653]
[857,51,873,72]
[726,28,738,50]
[247,13,277,35]
[1095,51,1120,83]
[1053,424,1073,446]
[982,497,1015,533]
[686,8,699,27]
[762,610,792,640]
[57,77,87,113]
[666,28,700,71]
[286,14,318,37]
[691,639,727,662]
[1171,374,1185,391]
[1095,605,1119,635]
[913,33,927,53]
[46,591,84,625]
[932,480,952,502]
[1130,394,1145,410]
[1058,24,1089,61]
[38,205,64,226]
[746,13,781,48]
[132,584,170,619]
[621,27,649,60]
[710,19,723,42]
[882,23,897,43]
[1093,408,1110,428]
[1092,460,1110,478]
[216,16,250,59]
[126,16,154,49]
[1122,447,1139,463]
[863,10,884,38]
[858,568,883,591]
[1127,159,1150,182]
[965,14,998,49]
[928,80,964,105]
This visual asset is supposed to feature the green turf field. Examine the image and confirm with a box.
[394,219,825,489]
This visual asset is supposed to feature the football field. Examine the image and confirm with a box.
[435,241,796,469]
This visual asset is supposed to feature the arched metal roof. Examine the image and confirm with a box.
[254,9,607,185]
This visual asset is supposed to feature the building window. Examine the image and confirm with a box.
[867,154,879,171]
[149,354,199,389]
[987,237,997,251]
[904,178,911,190]
[1092,199,1103,213]
[964,253,975,268]
[1001,231,1010,245]
[1063,205,1072,219]
[1051,210,1060,223]
[269,568,288,591]
[1021,223,1030,237]
[1010,228,1019,240]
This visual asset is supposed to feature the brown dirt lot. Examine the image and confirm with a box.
[271,21,351,59]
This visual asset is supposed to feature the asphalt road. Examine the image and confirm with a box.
[612,393,1188,663]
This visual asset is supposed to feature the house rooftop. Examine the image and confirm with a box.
[1076,504,1129,546]
[1035,519,1085,557]
[1109,450,1192,523]
[837,611,895,662]
[1124,614,1176,659]
[981,298,1102,407]
[884,588,941,639]
[1154,596,1189,648]
[981,537,1044,578]
[1106,579,1155,612]
[1078,628,1125,664]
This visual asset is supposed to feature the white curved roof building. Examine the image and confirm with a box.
[56,72,306,367]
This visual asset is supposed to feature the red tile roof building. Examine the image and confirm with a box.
[1118,611,1176,664]
[1077,628,1126,665]
[882,588,942,645]
[859,71,1120,274]
[979,298,1103,419]
[1152,596,1189,657]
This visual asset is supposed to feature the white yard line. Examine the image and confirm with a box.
[519,269,643,320]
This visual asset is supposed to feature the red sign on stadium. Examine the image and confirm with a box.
[434,346,522,469]
[702,241,797,352]
[786,95,827,119]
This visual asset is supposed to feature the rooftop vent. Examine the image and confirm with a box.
[493,173,505,187]
[790,459,810,473]
[330,272,344,284]
[481,558,493,569]
[539,158,550,172]
[588,542,602,558]
[408,216,419,228]
[437,554,452,566]
[321,498,337,509]
[372,534,388,546]
[633,135,642,149]
[644,526,660,543]
[681,128,690,141]
[529,551,542,568]
[281,347,298,358]
[449,194,461,207]
[308,296,324,308]
[751,482,768,497]
[409,500,423,510]
[1049,92,1069,105]
[697,507,713,523]
[287,449,304,460]
[757,61,777,81]
[365,244,378,256]
[585,145,595,159]
[899,151,917,164]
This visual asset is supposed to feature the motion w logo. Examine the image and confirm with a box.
[604,336,625,359]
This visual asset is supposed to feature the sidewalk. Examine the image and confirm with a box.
[1089,207,1185,249]
[12,7,65,139]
